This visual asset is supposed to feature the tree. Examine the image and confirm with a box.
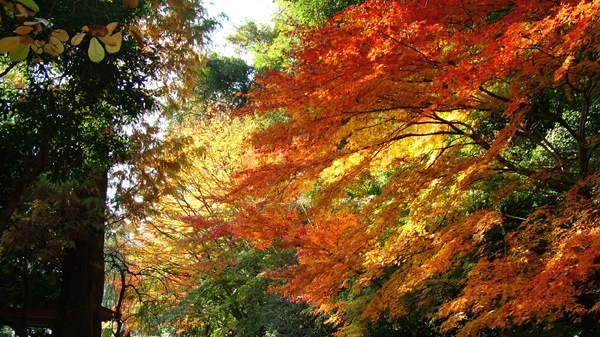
[228,0,600,335]
[0,0,211,335]
[196,53,254,109]
[108,109,335,336]
[226,0,361,71]
[275,0,362,25]
[226,21,284,71]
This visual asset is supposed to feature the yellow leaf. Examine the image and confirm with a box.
[43,36,64,56]
[16,0,39,12]
[106,22,118,35]
[51,29,69,42]
[88,37,105,62]
[71,32,85,46]
[99,32,122,53]
[31,40,44,54]
[42,43,57,55]
[15,25,33,35]
[98,35,117,47]
[0,36,21,54]
[9,43,30,62]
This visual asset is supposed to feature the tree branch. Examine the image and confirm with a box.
[379,32,441,65]
[0,63,17,78]
[479,85,511,102]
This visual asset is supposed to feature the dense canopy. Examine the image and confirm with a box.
[226,0,600,335]
[0,0,209,335]
[4,0,600,336]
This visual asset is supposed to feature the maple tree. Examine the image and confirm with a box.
[107,109,335,336]
[227,0,600,335]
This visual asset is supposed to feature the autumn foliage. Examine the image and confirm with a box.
[226,0,600,335]
[0,0,212,335]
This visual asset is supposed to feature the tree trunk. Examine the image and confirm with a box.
[53,170,107,337]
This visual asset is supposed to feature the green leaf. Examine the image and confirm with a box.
[9,43,30,62]
[88,37,105,62]
[16,0,40,12]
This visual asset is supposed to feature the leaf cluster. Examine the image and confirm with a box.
[225,0,600,335]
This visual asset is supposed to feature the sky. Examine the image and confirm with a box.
[205,0,278,57]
